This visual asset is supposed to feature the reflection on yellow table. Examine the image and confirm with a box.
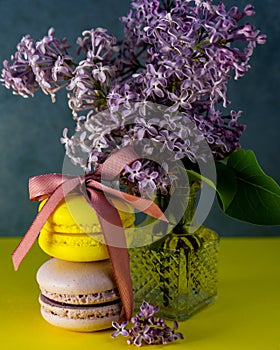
[1,237,280,350]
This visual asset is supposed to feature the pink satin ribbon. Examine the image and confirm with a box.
[12,146,167,322]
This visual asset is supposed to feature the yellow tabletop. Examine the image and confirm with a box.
[0,237,279,350]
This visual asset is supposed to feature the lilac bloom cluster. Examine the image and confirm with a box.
[111,300,184,346]
[115,0,266,159]
[1,0,266,196]
[61,103,207,196]
[1,28,73,102]
[67,28,119,117]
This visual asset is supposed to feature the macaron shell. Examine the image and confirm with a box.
[39,194,135,234]
[36,259,117,295]
[39,301,121,332]
[38,229,109,262]
[39,194,101,234]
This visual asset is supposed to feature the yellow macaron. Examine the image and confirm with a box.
[38,194,135,262]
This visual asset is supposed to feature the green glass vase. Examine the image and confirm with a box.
[129,182,219,321]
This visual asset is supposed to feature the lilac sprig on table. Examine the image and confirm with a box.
[111,301,184,346]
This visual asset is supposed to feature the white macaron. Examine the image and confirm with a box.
[36,258,122,332]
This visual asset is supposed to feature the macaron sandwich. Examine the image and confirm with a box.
[35,194,134,332]
[37,259,122,332]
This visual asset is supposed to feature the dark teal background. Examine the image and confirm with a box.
[0,0,279,236]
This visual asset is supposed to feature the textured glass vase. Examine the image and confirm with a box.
[129,182,219,321]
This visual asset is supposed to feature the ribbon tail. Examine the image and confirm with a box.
[120,193,168,222]
[12,177,80,270]
[102,227,134,322]
[86,189,134,321]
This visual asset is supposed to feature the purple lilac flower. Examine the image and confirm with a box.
[111,321,130,338]
[137,300,160,321]
[124,161,144,183]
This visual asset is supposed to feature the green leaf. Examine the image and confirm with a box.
[215,161,237,211]
[187,167,238,213]
[186,169,216,190]
[221,149,280,225]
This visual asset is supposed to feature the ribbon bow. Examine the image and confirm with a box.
[12,146,167,322]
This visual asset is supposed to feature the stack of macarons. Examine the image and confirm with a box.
[36,194,134,332]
